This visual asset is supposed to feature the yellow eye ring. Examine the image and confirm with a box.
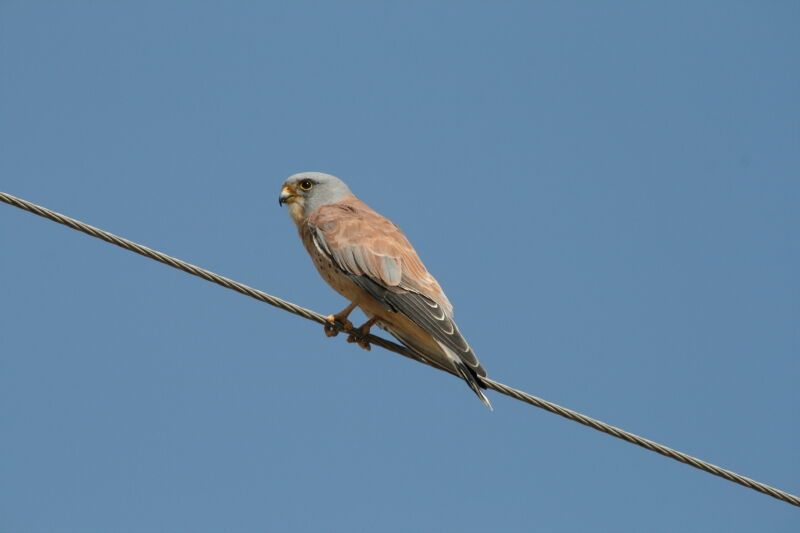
[299,179,314,191]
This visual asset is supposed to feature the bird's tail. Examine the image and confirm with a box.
[453,358,493,410]
[384,326,493,409]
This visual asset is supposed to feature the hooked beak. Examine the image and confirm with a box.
[278,186,296,206]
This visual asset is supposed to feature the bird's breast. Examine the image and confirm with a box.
[300,226,362,300]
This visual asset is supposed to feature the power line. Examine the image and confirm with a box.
[2,190,798,508]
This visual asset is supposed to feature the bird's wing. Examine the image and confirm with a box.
[306,198,485,377]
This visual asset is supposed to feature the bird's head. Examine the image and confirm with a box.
[279,172,353,223]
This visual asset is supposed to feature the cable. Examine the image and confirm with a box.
[2,190,798,508]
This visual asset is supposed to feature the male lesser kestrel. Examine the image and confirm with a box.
[279,172,491,408]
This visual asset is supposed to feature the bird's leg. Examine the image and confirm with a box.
[324,302,357,337]
[347,316,379,351]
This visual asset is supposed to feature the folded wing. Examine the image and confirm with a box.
[306,198,485,378]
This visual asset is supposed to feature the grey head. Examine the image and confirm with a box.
[279,172,354,219]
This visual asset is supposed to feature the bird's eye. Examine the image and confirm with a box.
[299,179,314,191]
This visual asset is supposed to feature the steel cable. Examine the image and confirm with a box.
[2,190,798,508]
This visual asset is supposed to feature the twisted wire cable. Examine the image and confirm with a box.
[2,190,798,508]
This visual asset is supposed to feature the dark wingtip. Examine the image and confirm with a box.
[454,360,493,410]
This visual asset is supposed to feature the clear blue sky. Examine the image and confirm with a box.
[1,2,798,531]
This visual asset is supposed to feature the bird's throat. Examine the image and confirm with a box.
[288,201,306,224]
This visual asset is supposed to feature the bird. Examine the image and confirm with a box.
[278,171,492,408]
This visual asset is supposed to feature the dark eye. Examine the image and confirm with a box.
[299,179,314,191]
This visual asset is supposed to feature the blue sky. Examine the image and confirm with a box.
[1,1,798,531]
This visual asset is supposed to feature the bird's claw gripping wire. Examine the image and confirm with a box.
[324,302,357,338]
[346,317,378,351]
[324,315,353,338]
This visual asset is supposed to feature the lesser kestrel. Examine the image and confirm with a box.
[279,172,491,408]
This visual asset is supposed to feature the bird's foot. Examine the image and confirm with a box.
[324,314,353,338]
[346,318,378,351]
[323,303,358,338]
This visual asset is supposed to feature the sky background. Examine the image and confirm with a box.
[1,2,798,531]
